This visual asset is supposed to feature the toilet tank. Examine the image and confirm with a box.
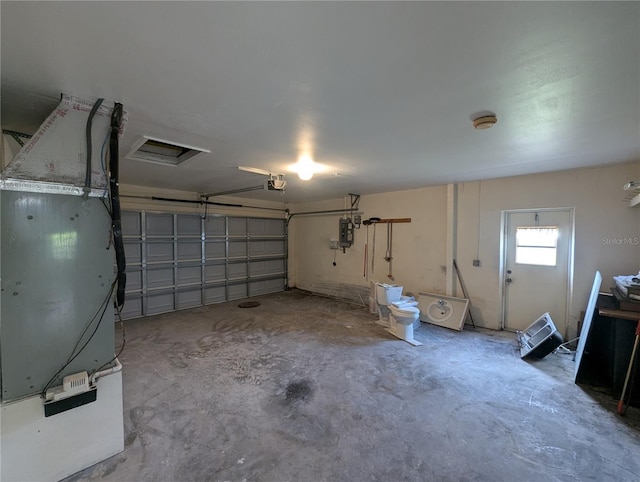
[376,283,403,305]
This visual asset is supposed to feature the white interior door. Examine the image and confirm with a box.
[503,209,573,335]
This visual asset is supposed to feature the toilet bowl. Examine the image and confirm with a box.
[373,282,397,326]
[388,304,422,346]
[375,283,422,346]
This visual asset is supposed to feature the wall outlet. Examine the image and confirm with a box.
[329,239,339,250]
[472,259,481,267]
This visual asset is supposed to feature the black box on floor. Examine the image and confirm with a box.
[517,313,564,359]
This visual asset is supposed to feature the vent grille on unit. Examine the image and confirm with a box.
[126,136,210,166]
[63,372,89,392]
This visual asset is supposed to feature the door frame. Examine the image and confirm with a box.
[499,207,575,331]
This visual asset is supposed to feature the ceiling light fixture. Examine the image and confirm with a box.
[472,114,498,130]
[296,154,315,181]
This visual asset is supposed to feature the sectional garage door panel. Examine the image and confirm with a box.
[178,266,201,286]
[205,286,226,304]
[229,241,247,257]
[125,243,142,264]
[147,292,175,315]
[122,212,142,235]
[147,242,173,263]
[120,211,286,319]
[248,218,285,236]
[228,262,247,279]
[249,240,285,257]
[147,268,174,290]
[120,296,143,319]
[250,259,285,277]
[205,264,225,282]
[228,283,248,300]
[146,213,173,237]
[249,278,285,296]
[177,215,201,236]
[205,242,225,259]
[205,217,226,236]
[177,289,202,310]
[127,270,143,291]
[228,217,247,235]
[178,241,201,261]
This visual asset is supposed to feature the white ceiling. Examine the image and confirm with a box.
[2,1,639,203]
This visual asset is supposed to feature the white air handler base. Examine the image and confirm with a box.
[0,370,124,482]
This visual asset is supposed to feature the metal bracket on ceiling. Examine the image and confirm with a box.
[2,129,32,147]
[348,193,361,228]
[349,193,360,212]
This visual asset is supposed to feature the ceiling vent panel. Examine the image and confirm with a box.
[126,136,209,166]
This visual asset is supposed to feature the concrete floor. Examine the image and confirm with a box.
[68,289,640,482]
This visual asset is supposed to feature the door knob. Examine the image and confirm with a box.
[507,270,512,274]
[506,277,513,283]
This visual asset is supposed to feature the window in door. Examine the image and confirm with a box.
[515,226,559,266]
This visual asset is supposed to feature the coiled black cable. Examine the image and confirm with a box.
[109,103,126,308]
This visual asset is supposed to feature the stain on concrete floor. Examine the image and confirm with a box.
[66,289,640,482]
[285,380,313,403]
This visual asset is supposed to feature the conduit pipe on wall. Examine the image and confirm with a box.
[90,357,122,386]
[84,98,104,197]
[286,208,364,225]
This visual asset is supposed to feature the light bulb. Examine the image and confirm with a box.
[297,154,314,181]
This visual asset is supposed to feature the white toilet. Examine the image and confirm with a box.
[375,283,422,346]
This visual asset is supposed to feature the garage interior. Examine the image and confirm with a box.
[1,2,639,481]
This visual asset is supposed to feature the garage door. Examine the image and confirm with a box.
[120,211,286,319]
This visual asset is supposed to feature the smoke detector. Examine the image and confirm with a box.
[472,115,498,130]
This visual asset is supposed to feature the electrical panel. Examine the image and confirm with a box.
[339,218,354,248]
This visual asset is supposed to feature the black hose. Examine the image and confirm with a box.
[109,102,126,308]
[85,98,104,192]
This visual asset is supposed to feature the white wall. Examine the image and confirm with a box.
[291,186,447,301]
[457,162,640,338]
[291,162,640,338]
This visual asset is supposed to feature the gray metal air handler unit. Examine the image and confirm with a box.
[0,95,127,481]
